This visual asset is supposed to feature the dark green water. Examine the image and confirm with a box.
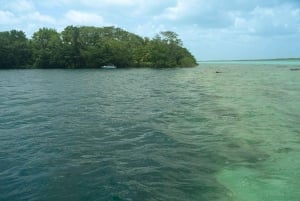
[1,63,299,201]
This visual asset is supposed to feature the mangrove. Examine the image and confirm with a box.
[0,26,197,69]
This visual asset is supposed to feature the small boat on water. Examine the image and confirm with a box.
[101,64,116,69]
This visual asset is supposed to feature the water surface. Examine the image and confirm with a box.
[1,62,299,201]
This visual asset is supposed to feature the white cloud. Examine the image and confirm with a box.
[161,1,187,20]
[27,12,56,24]
[2,0,35,12]
[0,0,55,27]
[65,10,104,26]
[1,0,300,59]
[74,0,136,8]
[37,0,73,8]
[0,11,55,27]
[157,0,198,21]
[0,11,19,25]
[155,0,233,29]
[100,0,135,6]
[229,4,300,36]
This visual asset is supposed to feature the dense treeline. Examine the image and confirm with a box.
[0,26,197,69]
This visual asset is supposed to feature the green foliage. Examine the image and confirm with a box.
[32,28,65,68]
[0,30,32,68]
[0,26,197,69]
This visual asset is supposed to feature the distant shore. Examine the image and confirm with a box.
[199,58,300,63]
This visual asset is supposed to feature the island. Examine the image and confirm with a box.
[0,26,197,69]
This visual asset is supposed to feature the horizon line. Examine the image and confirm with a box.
[198,57,300,62]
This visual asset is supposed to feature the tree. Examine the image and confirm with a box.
[0,26,197,69]
[32,28,64,68]
[0,30,31,68]
[160,31,183,46]
[61,26,82,68]
[144,31,197,67]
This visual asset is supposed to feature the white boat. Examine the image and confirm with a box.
[101,65,116,69]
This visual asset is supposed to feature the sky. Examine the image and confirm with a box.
[1,0,300,60]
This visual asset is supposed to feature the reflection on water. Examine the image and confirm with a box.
[0,63,299,201]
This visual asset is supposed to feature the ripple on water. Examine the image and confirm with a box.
[0,65,300,201]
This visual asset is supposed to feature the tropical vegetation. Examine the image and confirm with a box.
[0,26,197,69]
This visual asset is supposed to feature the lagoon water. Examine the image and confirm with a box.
[1,62,300,201]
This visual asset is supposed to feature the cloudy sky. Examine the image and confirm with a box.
[1,0,300,60]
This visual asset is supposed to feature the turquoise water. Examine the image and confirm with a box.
[201,59,300,66]
[0,62,299,201]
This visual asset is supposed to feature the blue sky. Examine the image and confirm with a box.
[1,0,300,60]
